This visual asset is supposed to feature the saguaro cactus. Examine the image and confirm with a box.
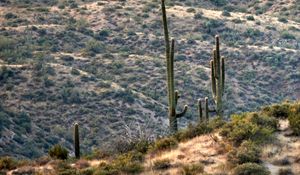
[161,0,188,133]
[74,123,80,159]
[205,97,209,121]
[198,99,203,123]
[210,35,225,118]
[198,97,210,123]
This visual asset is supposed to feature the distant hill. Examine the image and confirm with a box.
[0,0,299,158]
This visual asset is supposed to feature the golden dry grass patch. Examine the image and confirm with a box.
[144,133,228,174]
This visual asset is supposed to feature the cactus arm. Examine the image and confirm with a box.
[175,90,179,106]
[205,97,209,121]
[198,99,203,122]
[215,36,221,78]
[176,105,188,118]
[74,123,80,159]
[221,57,225,95]
[211,60,216,98]
[213,49,218,78]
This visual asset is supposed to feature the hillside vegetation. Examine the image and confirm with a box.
[0,0,299,159]
[1,101,299,175]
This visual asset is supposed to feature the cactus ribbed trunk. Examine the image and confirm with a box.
[161,0,188,133]
[74,123,80,159]
[210,36,225,118]
[205,97,209,121]
[198,99,203,123]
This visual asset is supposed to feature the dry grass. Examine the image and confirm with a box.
[143,132,229,174]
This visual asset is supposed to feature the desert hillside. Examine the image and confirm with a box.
[2,102,300,175]
[0,0,299,160]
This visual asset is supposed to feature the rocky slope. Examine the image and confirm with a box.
[0,0,299,158]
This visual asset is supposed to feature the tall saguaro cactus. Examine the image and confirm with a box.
[210,36,225,118]
[198,97,210,123]
[74,123,80,159]
[161,0,188,133]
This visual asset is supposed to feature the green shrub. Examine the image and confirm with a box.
[94,162,118,175]
[222,10,231,16]
[246,15,255,21]
[228,141,261,164]
[174,123,213,142]
[194,12,203,19]
[288,103,300,135]
[278,168,293,175]
[186,8,196,13]
[247,113,278,130]
[53,161,77,175]
[151,137,178,152]
[262,104,290,119]
[231,163,270,175]
[95,152,143,175]
[220,114,274,146]
[281,31,296,39]
[208,116,226,129]
[85,40,105,56]
[4,13,18,19]
[179,163,204,175]
[48,144,68,160]
[153,159,171,170]
[0,111,11,133]
[210,0,227,6]
[278,17,288,23]
[244,28,262,37]
[0,157,18,170]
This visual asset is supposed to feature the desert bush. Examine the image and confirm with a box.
[186,8,196,13]
[220,113,274,146]
[48,144,68,160]
[85,40,105,56]
[71,68,80,75]
[52,160,76,175]
[247,113,278,130]
[0,157,18,170]
[174,123,213,142]
[222,10,231,16]
[246,15,255,21]
[281,31,296,39]
[0,36,15,51]
[78,168,94,175]
[194,12,203,19]
[95,29,110,41]
[210,0,227,6]
[4,13,17,19]
[150,137,178,152]
[262,103,290,119]
[278,168,293,175]
[228,141,261,165]
[231,163,270,175]
[208,116,226,129]
[60,88,82,104]
[0,111,11,133]
[153,159,171,170]
[244,28,262,38]
[278,17,288,23]
[179,163,204,175]
[95,152,143,175]
[288,103,300,135]
[0,66,15,83]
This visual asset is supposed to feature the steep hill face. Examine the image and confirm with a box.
[0,0,299,158]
